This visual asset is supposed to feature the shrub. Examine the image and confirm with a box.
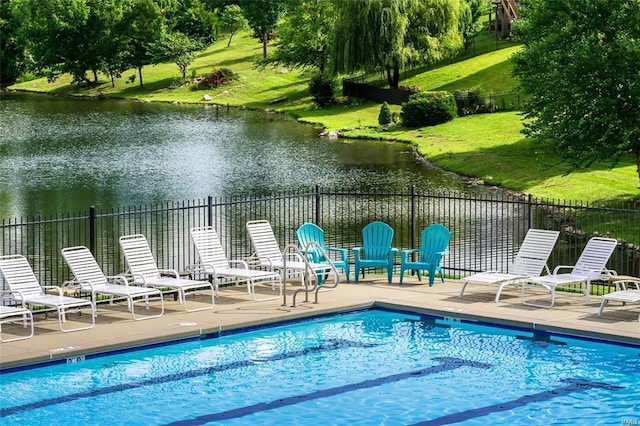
[309,72,337,107]
[378,102,393,125]
[194,68,238,90]
[453,86,487,116]
[400,91,457,128]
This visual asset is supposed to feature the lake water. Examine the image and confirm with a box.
[0,92,480,218]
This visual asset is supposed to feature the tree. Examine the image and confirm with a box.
[164,0,218,45]
[153,31,202,80]
[1,0,28,84]
[512,0,640,183]
[85,0,131,84]
[460,0,486,53]
[118,0,165,87]
[92,0,129,88]
[11,0,130,86]
[220,4,248,47]
[258,0,335,74]
[240,0,282,59]
[12,0,93,84]
[378,101,393,125]
[332,0,463,89]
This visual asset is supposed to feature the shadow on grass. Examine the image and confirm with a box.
[48,76,178,98]
[428,138,637,202]
[214,56,256,68]
[243,86,310,110]
[195,44,256,62]
[110,78,177,97]
[294,101,379,120]
[434,61,517,93]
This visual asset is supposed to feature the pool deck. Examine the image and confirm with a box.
[2,275,640,370]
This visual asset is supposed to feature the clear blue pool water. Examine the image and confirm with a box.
[1,309,639,425]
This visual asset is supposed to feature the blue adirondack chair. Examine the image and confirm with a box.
[296,223,350,283]
[399,224,450,286]
[353,221,398,283]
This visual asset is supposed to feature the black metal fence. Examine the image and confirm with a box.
[342,78,524,112]
[1,186,639,294]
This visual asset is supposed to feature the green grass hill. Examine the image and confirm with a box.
[9,30,639,203]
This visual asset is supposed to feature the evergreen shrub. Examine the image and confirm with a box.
[309,72,337,107]
[378,102,393,125]
[401,91,457,127]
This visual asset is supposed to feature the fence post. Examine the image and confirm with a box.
[527,193,533,230]
[411,185,417,262]
[315,185,321,225]
[207,195,213,227]
[89,205,96,255]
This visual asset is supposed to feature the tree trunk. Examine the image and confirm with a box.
[227,32,234,47]
[262,31,268,58]
[391,65,400,89]
[635,147,640,184]
[138,67,144,87]
[386,65,400,89]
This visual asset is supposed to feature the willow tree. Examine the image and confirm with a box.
[332,0,463,88]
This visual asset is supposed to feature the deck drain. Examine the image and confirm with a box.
[49,346,80,353]
[177,321,198,327]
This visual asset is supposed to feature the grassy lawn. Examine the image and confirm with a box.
[9,31,640,204]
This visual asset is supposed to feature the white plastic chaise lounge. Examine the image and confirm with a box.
[0,290,34,342]
[521,236,618,308]
[245,220,334,287]
[188,226,283,302]
[459,229,560,302]
[598,278,640,321]
[0,254,95,333]
[62,246,165,320]
[119,234,215,312]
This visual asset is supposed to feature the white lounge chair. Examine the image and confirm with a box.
[188,226,283,302]
[119,234,215,312]
[459,229,560,302]
[245,220,333,286]
[521,236,618,307]
[0,291,34,342]
[0,254,95,333]
[598,278,640,321]
[62,246,165,320]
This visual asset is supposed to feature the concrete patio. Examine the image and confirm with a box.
[2,275,640,370]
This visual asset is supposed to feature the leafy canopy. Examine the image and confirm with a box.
[240,0,282,59]
[257,0,335,74]
[512,0,640,183]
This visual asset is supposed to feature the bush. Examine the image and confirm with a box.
[309,72,337,107]
[453,86,487,116]
[378,102,393,125]
[194,68,238,90]
[400,91,457,128]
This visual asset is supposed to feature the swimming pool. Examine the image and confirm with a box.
[1,309,639,425]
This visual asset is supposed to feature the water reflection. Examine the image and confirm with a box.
[0,92,481,218]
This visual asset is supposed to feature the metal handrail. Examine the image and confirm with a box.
[280,242,340,307]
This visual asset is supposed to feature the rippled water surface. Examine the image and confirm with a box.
[0,92,478,217]
[2,309,638,425]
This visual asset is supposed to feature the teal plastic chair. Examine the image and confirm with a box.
[296,223,350,283]
[400,224,450,286]
[353,221,398,283]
